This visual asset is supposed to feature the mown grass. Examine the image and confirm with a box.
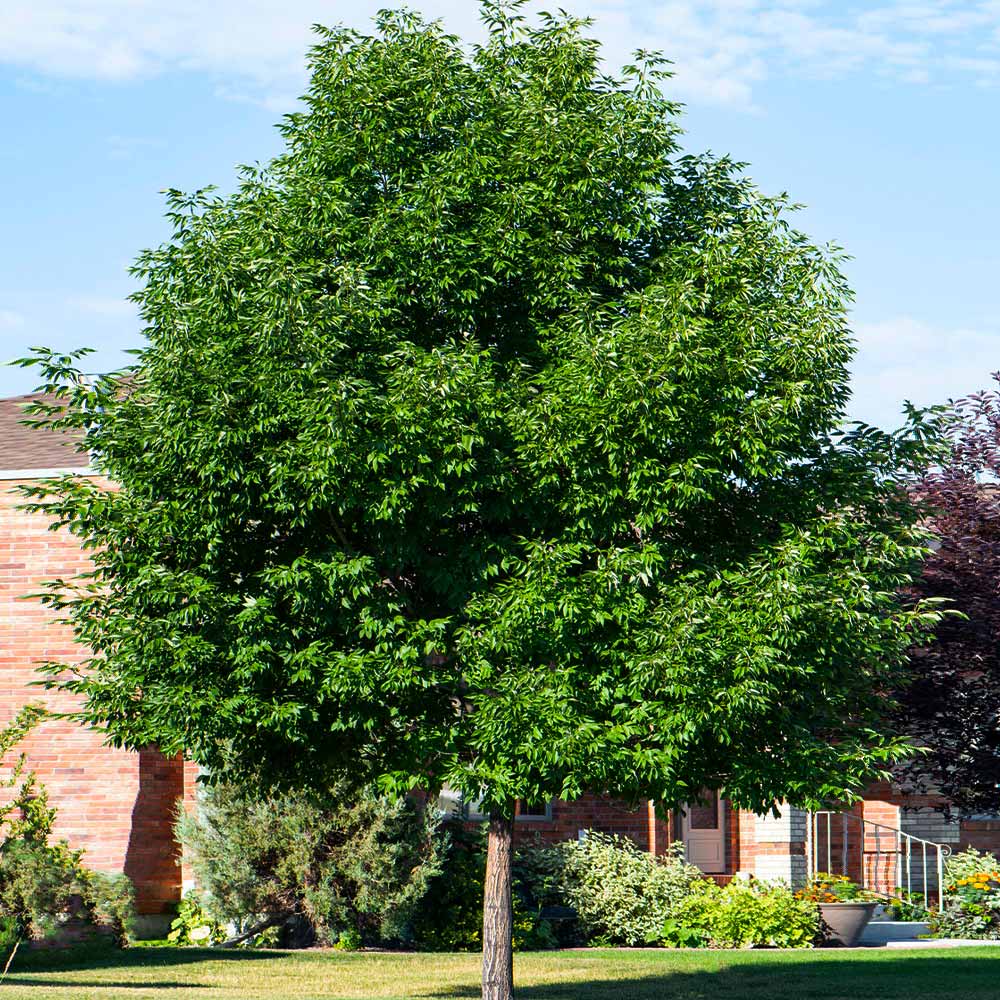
[3,945,1000,999]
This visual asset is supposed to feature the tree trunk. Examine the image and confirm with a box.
[482,808,515,1000]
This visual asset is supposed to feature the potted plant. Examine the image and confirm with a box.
[797,874,880,946]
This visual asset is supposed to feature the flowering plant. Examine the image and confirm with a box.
[929,851,1000,939]
[946,870,1000,902]
[796,873,880,904]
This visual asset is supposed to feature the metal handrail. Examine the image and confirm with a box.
[807,809,951,913]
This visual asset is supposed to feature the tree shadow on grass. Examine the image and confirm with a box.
[1,977,210,989]
[10,945,289,975]
[431,953,1000,1000]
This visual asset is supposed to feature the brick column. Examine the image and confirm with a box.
[753,804,808,887]
[646,801,673,856]
[180,759,200,895]
[861,798,901,894]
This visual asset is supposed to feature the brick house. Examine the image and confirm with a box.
[5,390,1000,911]
[1,393,194,928]
[503,788,1000,896]
[485,783,1000,908]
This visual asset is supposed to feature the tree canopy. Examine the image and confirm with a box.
[895,380,1000,814]
[23,3,940,823]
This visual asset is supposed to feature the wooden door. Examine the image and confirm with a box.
[682,791,726,873]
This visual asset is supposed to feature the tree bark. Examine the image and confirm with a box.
[482,808,515,1000]
[218,914,286,948]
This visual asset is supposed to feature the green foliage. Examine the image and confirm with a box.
[512,898,560,952]
[410,824,486,952]
[89,874,136,948]
[516,831,701,946]
[657,916,707,949]
[930,852,1000,939]
[929,905,1000,941]
[944,848,999,884]
[18,3,943,829]
[887,889,927,921]
[0,707,136,953]
[796,873,880,904]
[332,927,363,952]
[410,823,556,952]
[0,705,51,842]
[2,840,91,939]
[0,916,18,959]
[167,892,227,946]
[174,782,445,947]
[0,847,134,952]
[662,879,820,949]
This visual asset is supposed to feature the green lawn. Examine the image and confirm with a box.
[4,946,1000,1000]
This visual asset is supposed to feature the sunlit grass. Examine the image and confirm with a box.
[3,945,999,999]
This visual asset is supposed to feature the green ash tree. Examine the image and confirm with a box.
[20,5,942,996]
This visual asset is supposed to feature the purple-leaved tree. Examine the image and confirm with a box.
[896,376,1000,814]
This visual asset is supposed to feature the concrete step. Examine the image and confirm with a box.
[860,920,930,945]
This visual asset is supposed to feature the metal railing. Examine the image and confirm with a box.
[807,810,951,912]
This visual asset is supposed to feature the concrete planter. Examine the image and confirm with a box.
[818,902,878,947]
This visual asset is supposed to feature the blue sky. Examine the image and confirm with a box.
[1,1,998,429]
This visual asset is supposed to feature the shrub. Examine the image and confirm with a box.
[930,850,1000,940]
[887,889,927,921]
[167,892,227,946]
[944,848,1000,884]
[410,824,558,952]
[0,842,134,949]
[175,781,446,947]
[661,879,819,949]
[516,831,702,947]
[930,896,1000,940]
[0,706,135,957]
[409,824,485,951]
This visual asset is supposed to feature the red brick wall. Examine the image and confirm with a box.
[0,477,185,914]
[179,759,200,893]
[857,784,1000,877]
[506,787,1000,879]
[511,789,1000,876]
[958,819,1000,855]
[510,795,660,852]
[725,804,740,876]
[736,807,756,872]
[511,796,742,879]
[513,797,747,875]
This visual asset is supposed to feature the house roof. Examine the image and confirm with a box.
[0,393,88,473]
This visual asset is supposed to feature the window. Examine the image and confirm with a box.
[435,785,464,818]
[686,795,719,830]
[435,786,552,821]
[515,799,553,822]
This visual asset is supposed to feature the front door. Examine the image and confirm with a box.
[682,791,726,874]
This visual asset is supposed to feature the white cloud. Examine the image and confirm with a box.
[0,2,486,92]
[849,316,1000,428]
[3,1,1000,109]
